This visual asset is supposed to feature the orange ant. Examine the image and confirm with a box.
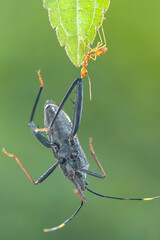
[80,26,107,100]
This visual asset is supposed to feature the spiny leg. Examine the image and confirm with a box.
[2,148,59,185]
[44,201,83,232]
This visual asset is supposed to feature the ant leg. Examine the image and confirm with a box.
[29,71,53,148]
[97,29,103,47]
[79,35,93,53]
[90,54,97,61]
[80,26,106,58]
[89,27,107,61]
[94,25,106,50]
[81,138,106,179]
[79,34,102,54]
[101,25,107,46]
[2,148,59,184]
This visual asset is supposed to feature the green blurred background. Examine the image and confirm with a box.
[0,1,160,239]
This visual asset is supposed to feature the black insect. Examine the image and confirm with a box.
[3,71,160,232]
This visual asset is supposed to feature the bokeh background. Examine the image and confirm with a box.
[0,1,160,240]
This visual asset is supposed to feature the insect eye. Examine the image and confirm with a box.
[70,152,78,160]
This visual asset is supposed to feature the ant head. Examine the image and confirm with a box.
[81,67,88,78]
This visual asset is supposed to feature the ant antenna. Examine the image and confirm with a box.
[86,187,160,201]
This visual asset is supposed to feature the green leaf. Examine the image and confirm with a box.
[43,0,110,67]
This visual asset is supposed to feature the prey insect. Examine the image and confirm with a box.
[3,72,160,232]
[80,26,107,100]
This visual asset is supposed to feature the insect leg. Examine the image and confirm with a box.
[38,78,83,140]
[29,122,53,148]
[30,71,43,123]
[49,78,83,135]
[2,148,59,184]
[70,78,83,139]
[81,169,105,179]
[29,71,53,148]
[82,138,106,178]
[86,138,160,201]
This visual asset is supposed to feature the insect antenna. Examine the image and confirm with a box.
[43,201,84,232]
[86,187,160,201]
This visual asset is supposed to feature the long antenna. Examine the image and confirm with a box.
[87,187,160,201]
[44,201,84,232]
